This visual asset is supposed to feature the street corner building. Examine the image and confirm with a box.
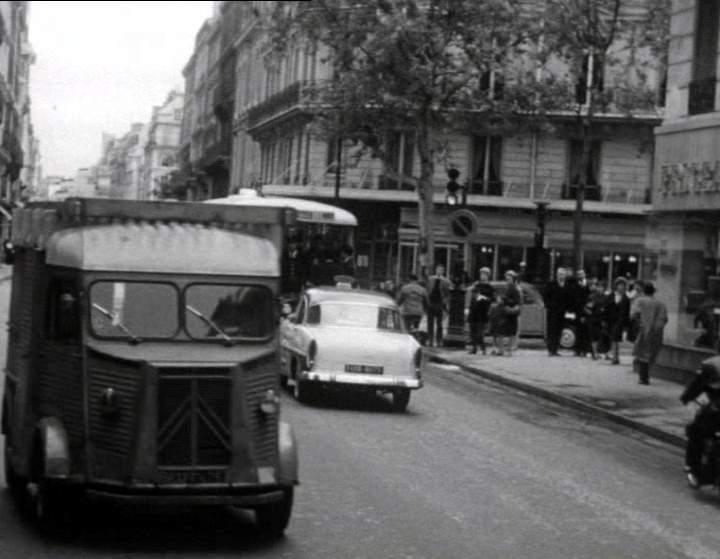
[189,1,665,290]
[649,0,720,381]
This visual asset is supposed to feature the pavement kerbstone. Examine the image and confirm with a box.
[428,347,695,449]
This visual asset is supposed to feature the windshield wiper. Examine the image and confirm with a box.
[185,305,234,346]
[92,303,142,345]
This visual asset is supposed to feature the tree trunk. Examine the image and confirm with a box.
[415,113,435,279]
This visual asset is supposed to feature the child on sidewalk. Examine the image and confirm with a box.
[489,291,506,356]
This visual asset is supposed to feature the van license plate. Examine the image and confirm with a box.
[345,364,383,374]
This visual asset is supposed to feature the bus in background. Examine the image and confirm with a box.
[207,189,358,298]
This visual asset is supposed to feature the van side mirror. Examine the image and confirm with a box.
[3,240,15,265]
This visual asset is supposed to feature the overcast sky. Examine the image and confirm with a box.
[29,1,214,177]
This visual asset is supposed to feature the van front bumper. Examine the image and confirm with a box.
[299,370,422,389]
[82,482,288,508]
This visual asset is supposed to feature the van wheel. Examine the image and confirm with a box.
[26,479,64,531]
[392,390,411,412]
[3,438,25,504]
[255,487,293,540]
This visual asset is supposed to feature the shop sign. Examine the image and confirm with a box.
[660,161,720,198]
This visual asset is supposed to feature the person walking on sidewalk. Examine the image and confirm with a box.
[584,280,607,360]
[544,267,573,356]
[427,264,451,348]
[465,267,493,354]
[397,273,428,334]
[603,277,631,365]
[573,269,592,357]
[632,281,667,385]
[489,290,506,355]
[500,270,522,356]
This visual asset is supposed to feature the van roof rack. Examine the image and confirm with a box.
[10,198,297,250]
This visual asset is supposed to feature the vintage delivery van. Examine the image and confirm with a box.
[1,198,298,537]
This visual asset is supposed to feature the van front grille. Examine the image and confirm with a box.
[157,368,231,468]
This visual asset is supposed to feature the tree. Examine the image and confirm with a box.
[268,0,557,276]
[269,0,669,277]
[537,0,670,269]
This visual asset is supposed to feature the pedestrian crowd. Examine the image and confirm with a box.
[393,264,668,386]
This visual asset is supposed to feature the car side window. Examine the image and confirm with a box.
[522,288,534,305]
[307,305,321,324]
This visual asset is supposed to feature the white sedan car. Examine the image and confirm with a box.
[280,287,423,411]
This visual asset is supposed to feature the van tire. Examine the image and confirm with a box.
[3,437,25,504]
[255,487,293,540]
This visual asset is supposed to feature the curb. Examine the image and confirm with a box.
[428,352,686,450]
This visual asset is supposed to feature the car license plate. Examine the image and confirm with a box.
[345,364,383,374]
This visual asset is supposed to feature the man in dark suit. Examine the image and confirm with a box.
[544,267,574,356]
[573,269,592,356]
[603,277,631,365]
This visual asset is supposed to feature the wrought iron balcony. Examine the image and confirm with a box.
[246,81,309,131]
[688,77,717,115]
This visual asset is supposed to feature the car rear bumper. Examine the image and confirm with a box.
[299,370,422,389]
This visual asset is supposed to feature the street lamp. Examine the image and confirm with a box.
[533,200,550,286]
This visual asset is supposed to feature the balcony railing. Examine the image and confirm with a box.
[246,81,304,130]
[688,77,717,116]
[562,183,602,202]
[469,180,503,196]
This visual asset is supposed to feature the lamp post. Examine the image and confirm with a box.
[533,200,550,287]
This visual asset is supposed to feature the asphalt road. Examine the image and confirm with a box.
[0,280,719,558]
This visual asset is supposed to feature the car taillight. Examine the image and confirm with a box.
[414,349,422,376]
[307,341,317,371]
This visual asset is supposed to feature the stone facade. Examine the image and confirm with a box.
[141,90,184,200]
[0,2,37,205]
[650,0,720,351]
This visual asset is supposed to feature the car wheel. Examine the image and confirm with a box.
[255,487,293,540]
[391,389,411,412]
[560,326,576,350]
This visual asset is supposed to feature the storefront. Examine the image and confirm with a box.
[397,205,648,285]
[649,115,720,354]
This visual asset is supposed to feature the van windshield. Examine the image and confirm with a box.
[185,284,274,340]
[90,281,179,339]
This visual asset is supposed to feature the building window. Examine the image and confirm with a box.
[326,136,341,174]
[470,135,502,196]
[575,52,604,105]
[379,132,415,190]
[480,70,504,100]
[564,139,601,201]
[689,0,719,115]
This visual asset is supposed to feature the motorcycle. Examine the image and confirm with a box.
[681,356,720,489]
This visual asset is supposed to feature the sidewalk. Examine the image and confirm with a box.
[0,264,11,282]
[429,346,695,448]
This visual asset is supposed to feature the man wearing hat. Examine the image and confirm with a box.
[501,270,522,355]
[465,267,494,354]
